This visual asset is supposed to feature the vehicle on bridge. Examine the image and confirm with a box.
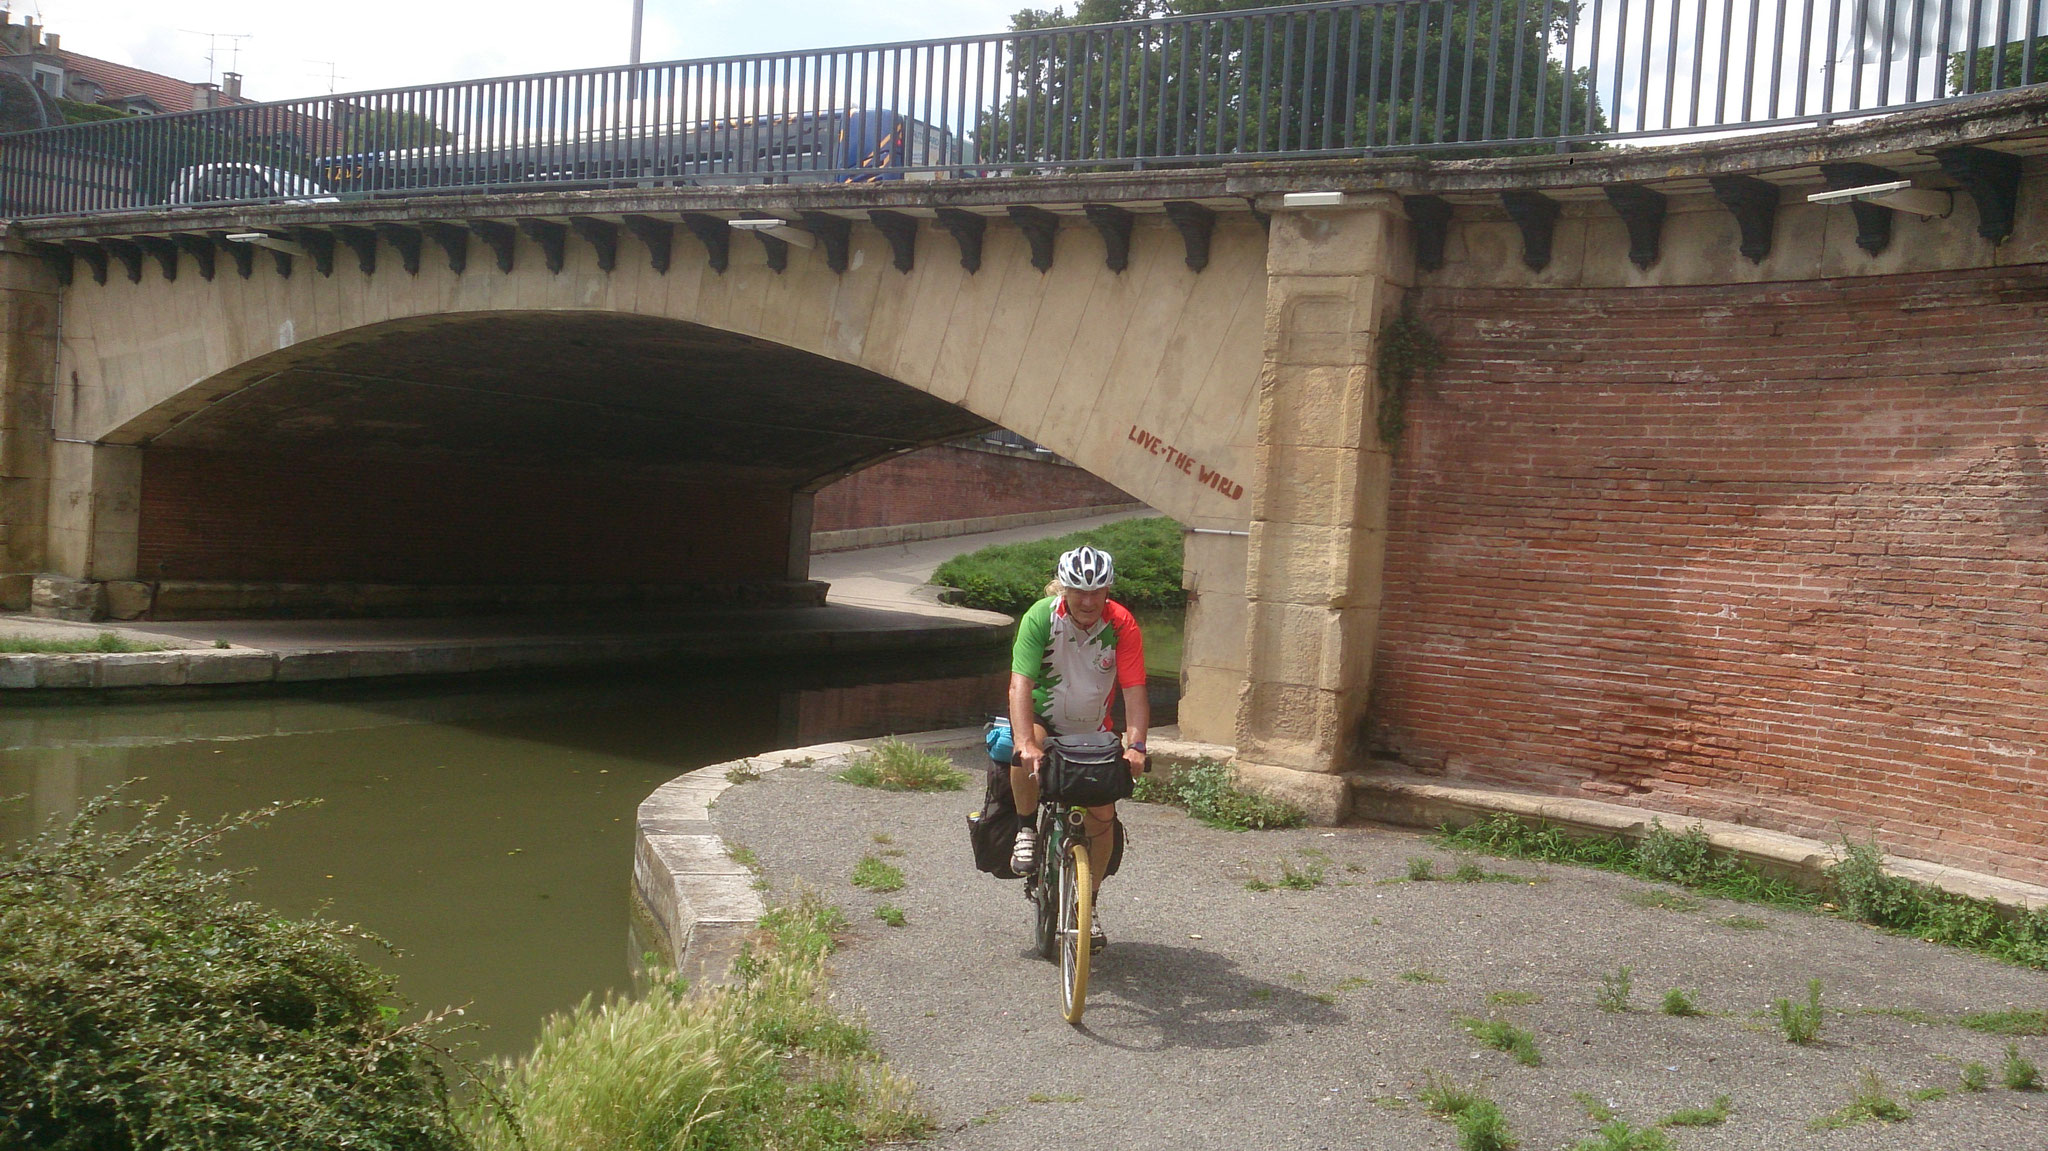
[316,108,963,199]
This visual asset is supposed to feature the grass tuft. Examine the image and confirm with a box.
[1622,888,1702,912]
[1570,1120,1671,1151]
[1595,966,1633,1013]
[1570,1092,1615,1122]
[1488,990,1543,1006]
[1716,915,1772,931]
[1418,1075,1518,1151]
[1959,1009,2048,1036]
[1658,988,1704,1017]
[1960,1061,1990,1092]
[873,905,906,927]
[0,630,162,654]
[1134,759,1304,831]
[850,857,904,893]
[1437,812,1817,910]
[1407,856,1438,881]
[1246,855,1327,892]
[472,891,930,1151]
[1459,1017,1542,1066]
[1774,979,1825,1045]
[1809,1069,1910,1130]
[1399,969,1447,985]
[1827,838,2048,968]
[1657,1095,1733,1127]
[834,739,967,792]
[2003,1042,2041,1090]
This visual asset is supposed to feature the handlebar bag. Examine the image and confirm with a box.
[1040,732,1134,808]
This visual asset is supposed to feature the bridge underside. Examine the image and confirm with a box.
[123,312,987,616]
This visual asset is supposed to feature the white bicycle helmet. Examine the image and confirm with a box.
[1056,545,1115,590]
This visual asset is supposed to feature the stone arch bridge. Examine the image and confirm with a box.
[4,91,2048,884]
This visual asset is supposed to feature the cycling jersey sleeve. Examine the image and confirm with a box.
[1106,601,1147,688]
[1010,597,1055,680]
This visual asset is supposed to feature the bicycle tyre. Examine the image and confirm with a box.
[1032,822,1059,961]
[1059,840,1092,1024]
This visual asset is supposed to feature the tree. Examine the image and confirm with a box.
[343,107,455,152]
[983,0,1607,166]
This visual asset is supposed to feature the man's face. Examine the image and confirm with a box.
[1062,585,1109,626]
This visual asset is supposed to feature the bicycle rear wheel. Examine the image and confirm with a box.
[1059,840,1093,1024]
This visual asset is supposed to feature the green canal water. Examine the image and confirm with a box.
[1,611,1181,1061]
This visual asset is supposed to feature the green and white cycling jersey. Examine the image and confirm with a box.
[1010,595,1147,735]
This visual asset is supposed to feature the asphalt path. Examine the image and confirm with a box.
[713,750,2048,1151]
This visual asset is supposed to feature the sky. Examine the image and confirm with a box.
[16,0,1040,101]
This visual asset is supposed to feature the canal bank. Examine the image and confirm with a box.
[0,509,1153,693]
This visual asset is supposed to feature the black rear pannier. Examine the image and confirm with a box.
[967,762,1024,879]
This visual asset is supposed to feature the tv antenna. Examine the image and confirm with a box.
[179,29,252,86]
[305,60,346,95]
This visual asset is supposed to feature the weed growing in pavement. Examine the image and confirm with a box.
[1960,1009,2048,1036]
[1408,857,1438,881]
[1438,813,1817,910]
[1657,1095,1733,1127]
[1418,1074,1517,1151]
[725,763,763,784]
[1488,991,1543,1006]
[1635,820,1718,885]
[1400,969,1448,984]
[1659,988,1704,1017]
[834,739,967,792]
[1025,1092,1084,1103]
[1459,1017,1542,1066]
[0,630,163,654]
[1332,976,1372,993]
[1570,1093,1615,1122]
[1245,855,1327,891]
[1774,980,1826,1044]
[1570,1120,1671,1151]
[2003,1043,2042,1089]
[1135,759,1305,830]
[1960,1062,1990,1091]
[1595,966,1633,1013]
[871,833,893,845]
[1716,915,1772,931]
[850,856,905,893]
[1827,839,2048,968]
[1908,1086,1949,1102]
[873,905,907,927]
[1809,1069,1910,1130]
[1622,888,1702,912]
[728,843,762,872]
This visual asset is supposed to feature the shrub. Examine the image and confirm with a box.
[1636,820,1716,886]
[1774,979,1825,1045]
[1136,759,1304,831]
[930,516,1186,616]
[0,791,480,1150]
[834,739,967,792]
[471,893,929,1151]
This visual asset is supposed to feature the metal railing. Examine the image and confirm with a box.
[3,0,2043,218]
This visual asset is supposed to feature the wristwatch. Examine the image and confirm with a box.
[1129,741,1147,753]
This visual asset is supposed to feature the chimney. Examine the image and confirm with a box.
[222,72,242,99]
[192,82,220,110]
[42,32,59,53]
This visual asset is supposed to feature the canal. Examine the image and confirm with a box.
[0,612,1180,1061]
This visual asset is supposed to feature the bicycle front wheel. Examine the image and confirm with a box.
[1059,840,1093,1024]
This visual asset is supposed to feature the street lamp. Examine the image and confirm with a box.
[630,0,644,64]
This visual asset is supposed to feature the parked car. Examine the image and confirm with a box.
[166,163,336,206]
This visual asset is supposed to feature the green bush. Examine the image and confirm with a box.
[471,893,928,1151]
[1133,759,1304,831]
[930,516,1185,616]
[0,791,481,1150]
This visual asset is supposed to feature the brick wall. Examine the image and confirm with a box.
[811,443,1133,532]
[1372,265,2048,884]
[136,448,790,585]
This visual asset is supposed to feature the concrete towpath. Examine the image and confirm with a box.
[0,508,1150,690]
[710,747,2048,1151]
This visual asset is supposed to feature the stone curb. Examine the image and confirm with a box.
[0,620,1006,691]
[633,726,988,985]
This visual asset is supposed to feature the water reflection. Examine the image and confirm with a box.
[1,649,1024,1059]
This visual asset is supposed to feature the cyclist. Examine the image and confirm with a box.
[1007,544,1149,950]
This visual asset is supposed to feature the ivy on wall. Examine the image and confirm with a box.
[1375,304,1446,450]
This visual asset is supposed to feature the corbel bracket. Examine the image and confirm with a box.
[1009,205,1059,272]
[680,213,731,273]
[622,214,673,274]
[519,219,567,274]
[63,240,109,285]
[104,238,145,283]
[1708,175,1779,264]
[171,233,217,281]
[799,212,853,273]
[469,220,515,273]
[570,216,619,272]
[1603,184,1667,271]
[210,232,255,279]
[134,235,179,281]
[1935,146,2022,244]
[332,225,378,275]
[1403,195,1452,272]
[375,224,424,275]
[1500,189,1561,271]
[869,210,919,273]
[423,222,469,274]
[1084,203,1134,272]
[1163,200,1216,271]
[1820,162,1900,257]
[934,208,986,273]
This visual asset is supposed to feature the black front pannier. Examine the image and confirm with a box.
[967,765,1024,879]
[1040,732,1134,808]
